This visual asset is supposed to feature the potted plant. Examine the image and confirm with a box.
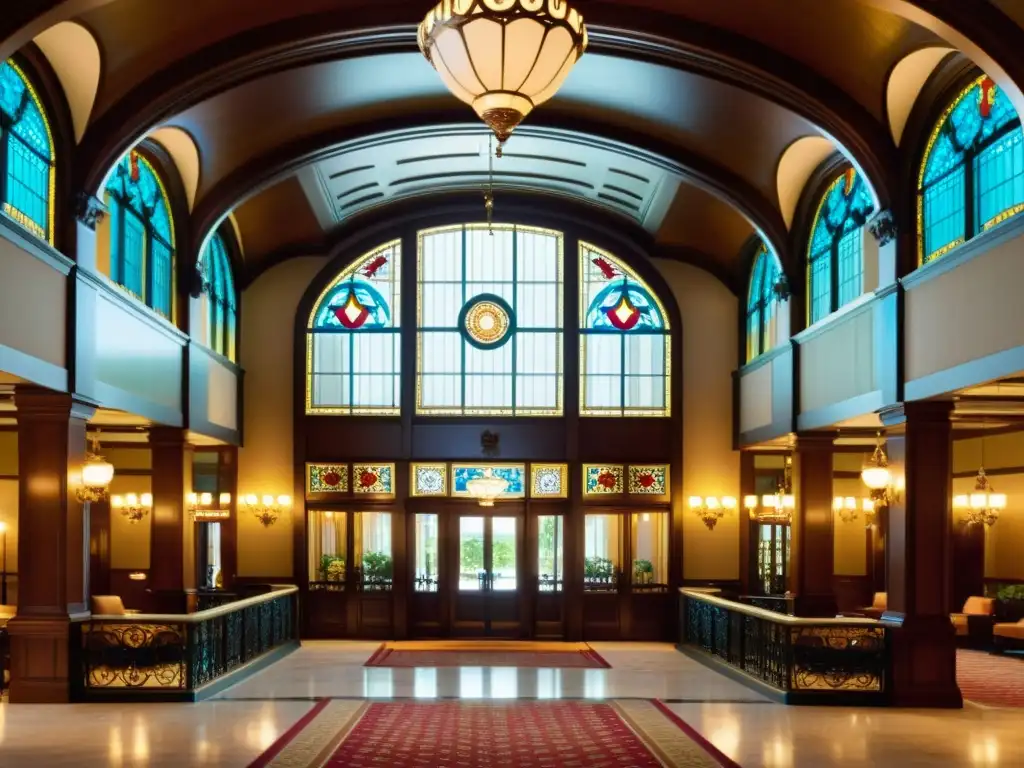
[584,556,614,583]
[633,558,654,585]
[319,555,345,582]
[996,584,1024,622]
[362,551,393,590]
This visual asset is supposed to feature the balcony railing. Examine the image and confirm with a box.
[679,588,888,705]
[72,585,298,702]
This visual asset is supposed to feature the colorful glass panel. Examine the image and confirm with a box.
[306,463,349,495]
[416,224,563,416]
[746,243,782,362]
[530,464,568,498]
[584,465,624,495]
[307,240,402,415]
[628,465,668,495]
[352,464,395,496]
[0,60,55,243]
[807,169,874,323]
[104,151,176,319]
[412,463,448,497]
[451,464,526,498]
[580,242,670,417]
[201,232,238,361]
[919,75,1024,263]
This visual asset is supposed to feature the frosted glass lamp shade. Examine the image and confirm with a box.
[418,0,587,145]
[861,465,891,491]
[82,456,114,488]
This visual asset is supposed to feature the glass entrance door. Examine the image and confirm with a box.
[451,514,522,637]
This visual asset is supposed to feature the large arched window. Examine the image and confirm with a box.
[200,230,237,361]
[104,150,176,319]
[416,224,563,416]
[919,74,1024,264]
[307,240,402,415]
[806,168,874,325]
[580,242,670,417]
[746,243,782,363]
[0,59,55,244]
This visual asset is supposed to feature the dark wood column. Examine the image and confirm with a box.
[950,522,984,613]
[738,451,755,596]
[790,435,836,617]
[148,427,192,610]
[867,505,887,597]
[218,447,239,589]
[88,500,111,596]
[8,387,94,703]
[882,401,961,708]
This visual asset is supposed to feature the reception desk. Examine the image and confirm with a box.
[678,588,888,705]
[72,585,298,702]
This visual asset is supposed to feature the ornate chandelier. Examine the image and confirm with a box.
[954,468,1007,528]
[467,468,508,507]
[744,457,795,523]
[861,432,895,504]
[418,0,588,154]
[78,436,115,503]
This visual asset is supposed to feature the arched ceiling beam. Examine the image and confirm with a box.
[190,111,789,284]
[75,5,896,211]
[0,0,112,62]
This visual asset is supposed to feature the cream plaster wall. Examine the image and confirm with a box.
[238,257,327,578]
[149,127,201,211]
[0,238,66,369]
[886,47,955,145]
[33,21,100,143]
[109,475,152,571]
[832,476,868,576]
[776,136,836,229]
[800,307,874,413]
[739,363,772,433]
[653,259,740,581]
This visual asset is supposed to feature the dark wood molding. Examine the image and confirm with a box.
[195,119,790,285]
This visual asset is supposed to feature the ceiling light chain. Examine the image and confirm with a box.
[484,134,495,234]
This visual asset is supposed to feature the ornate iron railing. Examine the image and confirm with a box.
[73,585,298,701]
[679,589,887,703]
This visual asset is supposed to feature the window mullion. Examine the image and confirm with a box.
[965,147,977,238]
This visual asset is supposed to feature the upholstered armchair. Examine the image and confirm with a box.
[993,619,1024,652]
[858,592,887,619]
[950,596,996,647]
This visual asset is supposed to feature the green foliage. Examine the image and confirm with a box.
[319,555,345,580]
[585,556,614,579]
[633,558,653,574]
[997,584,1024,601]
[492,538,515,569]
[362,551,393,581]
[460,535,484,573]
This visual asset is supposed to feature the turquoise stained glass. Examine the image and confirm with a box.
[746,243,781,362]
[0,60,54,243]
[201,232,237,361]
[806,169,874,324]
[920,76,1024,263]
[104,151,176,318]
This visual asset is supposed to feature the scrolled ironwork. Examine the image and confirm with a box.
[790,626,886,692]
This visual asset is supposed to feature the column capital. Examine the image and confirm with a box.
[74,192,108,231]
[879,401,953,428]
[868,209,897,246]
[13,386,96,422]
[792,432,836,451]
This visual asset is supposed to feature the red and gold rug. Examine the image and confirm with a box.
[250,700,739,768]
[958,649,1024,708]
[365,640,611,669]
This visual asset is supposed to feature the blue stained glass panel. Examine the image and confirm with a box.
[452,465,525,496]
[975,127,1024,229]
[201,233,238,360]
[746,244,782,361]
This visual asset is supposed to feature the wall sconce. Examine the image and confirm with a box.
[861,432,903,507]
[128,571,147,582]
[111,493,152,523]
[954,468,1007,528]
[242,494,291,527]
[189,492,232,521]
[744,492,795,523]
[77,437,115,503]
[688,496,736,530]
[833,496,874,524]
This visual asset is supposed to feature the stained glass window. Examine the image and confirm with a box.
[580,242,670,417]
[746,243,782,362]
[0,60,55,244]
[307,240,402,415]
[200,231,237,361]
[416,224,563,416]
[104,150,176,318]
[919,74,1024,263]
[806,168,874,324]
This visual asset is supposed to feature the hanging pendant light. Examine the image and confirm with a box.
[954,437,1008,527]
[418,0,588,154]
[467,468,508,507]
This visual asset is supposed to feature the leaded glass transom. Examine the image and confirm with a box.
[746,243,782,363]
[806,168,874,325]
[919,75,1024,263]
[200,231,237,361]
[0,60,55,243]
[104,151,176,318]
[580,242,670,417]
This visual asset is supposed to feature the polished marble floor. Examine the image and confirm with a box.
[0,641,1022,767]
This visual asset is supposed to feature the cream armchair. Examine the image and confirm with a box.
[950,596,995,647]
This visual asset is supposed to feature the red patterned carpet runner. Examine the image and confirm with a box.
[958,649,1024,708]
[251,700,739,768]
[365,641,611,669]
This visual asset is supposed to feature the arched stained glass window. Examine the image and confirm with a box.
[104,150,176,318]
[200,232,237,361]
[806,168,874,325]
[747,243,782,362]
[416,224,563,416]
[580,242,670,417]
[919,74,1024,264]
[307,240,402,415]
[0,59,55,244]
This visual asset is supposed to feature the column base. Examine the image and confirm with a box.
[7,615,74,703]
[883,612,962,708]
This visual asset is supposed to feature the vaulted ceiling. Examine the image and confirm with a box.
[7,0,1024,293]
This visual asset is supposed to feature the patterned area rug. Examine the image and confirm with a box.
[958,649,1024,708]
[365,641,611,669]
[250,700,739,768]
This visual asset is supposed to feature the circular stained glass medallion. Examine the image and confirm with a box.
[458,294,515,350]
